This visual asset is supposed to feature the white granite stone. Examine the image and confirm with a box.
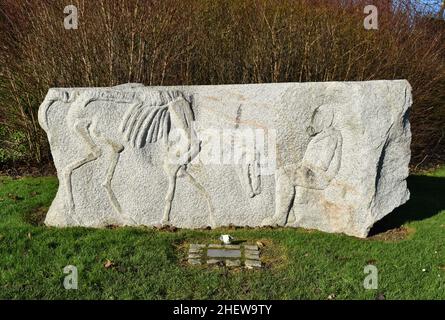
[39,81,412,237]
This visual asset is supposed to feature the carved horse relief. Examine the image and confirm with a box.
[39,81,412,238]
[39,88,215,226]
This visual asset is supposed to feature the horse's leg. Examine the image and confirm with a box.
[181,168,216,227]
[160,97,198,225]
[100,139,136,225]
[167,97,199,164]
[161,163,181,225]
[63,120,102,218]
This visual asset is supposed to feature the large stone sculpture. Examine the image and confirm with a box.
[38,81,412,237]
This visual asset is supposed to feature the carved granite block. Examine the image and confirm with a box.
[38,81,412,237]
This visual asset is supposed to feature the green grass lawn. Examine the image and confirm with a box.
[0,167,444,300]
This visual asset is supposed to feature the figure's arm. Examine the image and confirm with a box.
[323,131,342,181]
[301,132,333,172]
[299,130,342,189]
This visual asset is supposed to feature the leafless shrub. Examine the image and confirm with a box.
[0,0,444,168]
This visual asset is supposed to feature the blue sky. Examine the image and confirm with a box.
[413,0,444,15]
[391,0,444,18]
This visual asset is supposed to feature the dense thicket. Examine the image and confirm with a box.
[0,0,444,169]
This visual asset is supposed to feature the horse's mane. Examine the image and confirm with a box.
[120,91,187,148]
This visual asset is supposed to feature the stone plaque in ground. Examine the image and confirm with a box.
[187,243,262,268]
[207,249,242,258]
[39,81,411,237]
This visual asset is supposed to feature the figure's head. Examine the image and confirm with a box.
[307,104,334,136]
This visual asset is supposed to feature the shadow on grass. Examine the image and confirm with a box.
[231,239,247,245]
[369,174,445,236]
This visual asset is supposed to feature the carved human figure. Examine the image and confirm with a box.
[262,105,343,226]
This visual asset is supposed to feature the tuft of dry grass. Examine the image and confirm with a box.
[369,226,416,242]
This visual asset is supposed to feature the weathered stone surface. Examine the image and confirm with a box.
[225,260,241,267]
[190,244,206,250]
[188,259,201,266]
[39,81,412,237]
[245,259,262,269]
[245,251,260,260]
[208,244,224,249]
[224,245,240,249]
